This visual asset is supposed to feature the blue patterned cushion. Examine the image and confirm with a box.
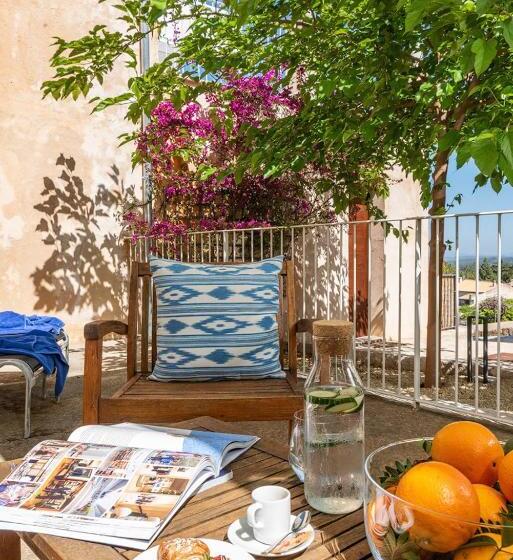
[149,256,285,381]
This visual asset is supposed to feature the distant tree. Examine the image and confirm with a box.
[443,262,456,274]
[479,257,495,281]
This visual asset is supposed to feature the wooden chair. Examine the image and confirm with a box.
[83,259,308,425]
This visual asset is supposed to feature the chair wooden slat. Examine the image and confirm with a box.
[126,264,139,379]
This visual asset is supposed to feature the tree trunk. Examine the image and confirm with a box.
[424,149,449,387]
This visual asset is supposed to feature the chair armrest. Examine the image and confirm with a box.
[83,320,128,425]
[84,320,128,340]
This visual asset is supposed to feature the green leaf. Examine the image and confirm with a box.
[471,38,497,76]
[469,133,498,176]
[421,439,432,455]
[476,0,491,13]
[475,173,488,187]
[499,154,513,185]
[503,20,513,50]
[438,130,460,152]
[491,174,502,193]
[502,522,513,548]
[198,165,217,181]
[456,143,472,169]
[150,0,167,9]
[504,438,513,455]
[404,0,427,32]
[234,165,244,185]
[457,535,499,550]
[501,131,513,168]
[290,156,306,172]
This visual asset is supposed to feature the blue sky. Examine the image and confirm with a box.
[443,157,513,259]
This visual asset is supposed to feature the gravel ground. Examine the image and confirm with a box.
[362,362,513,421]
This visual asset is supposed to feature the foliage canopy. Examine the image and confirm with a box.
[43,0,513,213]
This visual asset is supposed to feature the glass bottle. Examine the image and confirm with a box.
[304,320,364,514]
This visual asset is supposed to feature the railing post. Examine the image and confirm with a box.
[413,218,422,404]
[483,318,489,384]
[223,231,229,261]
[467,316,473,381]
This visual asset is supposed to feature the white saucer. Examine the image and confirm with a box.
[227,515,315,557]
[135,538,254,559]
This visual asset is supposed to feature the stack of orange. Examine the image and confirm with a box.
[388,421,513,555]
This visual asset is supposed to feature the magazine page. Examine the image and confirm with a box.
[126,424,259,470]
[69,423,258,473]
[0,470,216,551]
[0,438,212,544]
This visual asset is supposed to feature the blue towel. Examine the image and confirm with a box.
[0,312,68,396]
[0,311,64,335]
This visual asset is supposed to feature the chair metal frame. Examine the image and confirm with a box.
[0,332,69,437]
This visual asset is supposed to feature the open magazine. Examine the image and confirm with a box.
[0,422,257,550]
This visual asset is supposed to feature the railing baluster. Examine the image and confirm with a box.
[302,226,307,376]
[367,222,372,389]
[353,223,357,367]
[382,224,386,390]
[414,218,422,403]
[327,226,331,320]
[497,214,502,417]
[398,220,403,393]
[455,216,460,406]
[435,218,440,402]
[474,215,480,412]
[314,227,318,321]
[339,223,344,320]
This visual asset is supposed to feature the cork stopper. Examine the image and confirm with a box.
[312,320,353,357]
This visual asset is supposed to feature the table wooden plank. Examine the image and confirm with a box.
[23,533,126,560]
[0,461,21,560]
[1,416,369,560]
[0,532,20,560]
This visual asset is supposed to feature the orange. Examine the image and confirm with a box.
[395,461,480,552]
[431,421,504,485]
[454,533,513,560]
[498,450,513,502]
[473,484,506,522]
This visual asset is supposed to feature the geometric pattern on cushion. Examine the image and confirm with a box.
[149,255,285,381]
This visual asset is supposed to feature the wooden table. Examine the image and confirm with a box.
[0,416,371,560]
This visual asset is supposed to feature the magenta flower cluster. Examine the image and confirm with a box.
[124,71,331,241]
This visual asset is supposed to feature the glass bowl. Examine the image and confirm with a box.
[364,438,510,560]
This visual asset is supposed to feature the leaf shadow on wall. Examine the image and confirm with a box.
[31,154,131,319]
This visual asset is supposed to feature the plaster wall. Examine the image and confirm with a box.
[383,168,430,346]
[0,1,138,345]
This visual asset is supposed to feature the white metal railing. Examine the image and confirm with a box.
[128,209,513,426]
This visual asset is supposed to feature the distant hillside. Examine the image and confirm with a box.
[445,256,513,265]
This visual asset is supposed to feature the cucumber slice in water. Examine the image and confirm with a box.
[326,394,364,414]
[306,389,340,405]
[307,388,363,407]
[336,387,360,399]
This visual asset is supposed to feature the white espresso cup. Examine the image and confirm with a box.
[246,485,291,544]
